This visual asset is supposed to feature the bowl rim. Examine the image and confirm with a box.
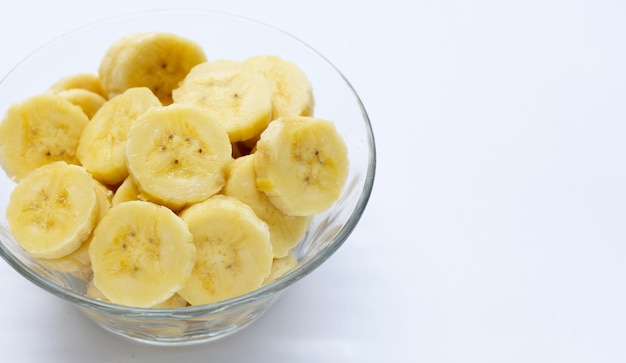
[0,8,377,315]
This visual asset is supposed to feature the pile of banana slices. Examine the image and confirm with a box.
[0,32,349,308]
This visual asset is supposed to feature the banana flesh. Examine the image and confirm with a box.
[87,279,188,308]
[77,87,161,186]
[56,89,107,119]
[88,201,196,307]
[177,195,273,305]
[263,251,298,286]
[99,32,207,105]
[0,32,351,308]
[173,60,273,143]
[254,116,349,216]
[224,154,311,258]
[6,161,99,259]
[0,93,89,181]
[38,180,112,274]
[111,176,140,207]
[125,104,232,211]
[48,73,107,98]
[244,55,314,119]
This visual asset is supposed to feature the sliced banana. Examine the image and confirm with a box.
[99,32,207,104]
[93,180,114,223]
[37,179,112,273]
[38,237,92,274]
[0,32,345,308]
[111,176,140,207]
[89,200,196,308]
[37,239,91,274]
[56,88,107,119]
[254,116,349,216]
[125,104,232,211]
[87,279,188,308]
[0,93,89,181]
[6,161,99,259]
[173,60,273,142]
[177,195,273,305]
[244,55,314,119]
[263,251,298,285]
[224,154,311,258]
[77,87,161,186]
[49,73,107,98]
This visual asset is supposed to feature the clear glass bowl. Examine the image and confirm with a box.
[0,9,376,346]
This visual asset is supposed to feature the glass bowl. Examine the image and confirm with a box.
[0,9,375,346]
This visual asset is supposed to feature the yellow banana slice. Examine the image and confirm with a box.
[111,176,140,207]
[77,87,161,186]
[87,279,188,308]
[38,237,92,274]
[49,73,107,98]
[177,195,273,305]
[99,32,207,105]
[6,161,99,259]
[92,180,114,223]
[56,89,107,119]
[224,154,311,258]
[37,180,112,273]
[0,93,89,181]
[244,55,314,119]
[125,104,232,211]
[172,60,273,142]
[263,251,298,285]
[89,200,196,308]
[254,116,349,216]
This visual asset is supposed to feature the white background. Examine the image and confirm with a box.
[2,0,626,362]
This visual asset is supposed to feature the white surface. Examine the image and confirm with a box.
[2,0,626,362]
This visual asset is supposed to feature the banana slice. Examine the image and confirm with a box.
[224,154,311,258]
[111,176,140,207]
[125,104,232,211]
[37,180,112,273]
[172,60,273,142]
[38,237,92,273]
[6,161,99,259]
[93,180,114,223]
[49,73,107,98]
[56,89,107,119]
[244,55,314,119]
[254,116,349,216]
[263,251,298,285]
[99,32,207,105]
[77,87,161,186]
[0,93,89,181]
[87,279,188,308]
[89,200,196,308]
[177,195,273,305]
